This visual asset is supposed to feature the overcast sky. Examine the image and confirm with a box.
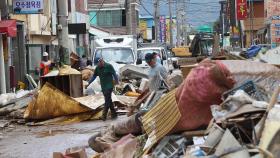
[139,0,221,28]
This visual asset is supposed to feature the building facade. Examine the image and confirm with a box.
[243,0,265,47]
[265,0,280,48]
[88,0,140,35]
[224,0,265,48]
[0,0,89,92]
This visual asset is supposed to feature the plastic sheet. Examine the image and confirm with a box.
[221,60,280,98]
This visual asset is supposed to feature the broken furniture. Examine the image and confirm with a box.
[119,64,149,79]
[41,74,83,98]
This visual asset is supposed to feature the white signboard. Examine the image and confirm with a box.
[13,0,44,14]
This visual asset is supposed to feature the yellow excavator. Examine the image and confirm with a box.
[171,47,192,57]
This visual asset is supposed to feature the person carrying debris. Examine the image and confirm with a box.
[145,53,168,91]
[88,58,119,121]
[40,52,52,76]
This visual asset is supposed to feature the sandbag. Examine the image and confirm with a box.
[113,114,142,136]
[173,60,235,132]
[81,69,93,81]
[88,114,142,153]
[101,134,138,158]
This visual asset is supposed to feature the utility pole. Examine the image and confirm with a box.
[168,0,173,47]
[183,0,187,46]
[238,20,244,48]
[176,1,180,46]
[250,0,254,45]
[222,12,225,48]
[154,0,159,43]
[176,0,184,46]
[57,0,70,65]
[0,10,6,94]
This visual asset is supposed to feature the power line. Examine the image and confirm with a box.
[139,0,154,16]
[89,0,106,23]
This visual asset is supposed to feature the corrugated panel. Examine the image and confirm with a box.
[24,83,90,120]
[142,89,181,151]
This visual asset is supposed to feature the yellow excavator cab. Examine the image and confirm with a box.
[172,47,192,57]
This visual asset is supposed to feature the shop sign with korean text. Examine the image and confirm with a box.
[236,0,247,20]
[13,0,44,14]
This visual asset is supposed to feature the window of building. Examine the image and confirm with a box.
[91,9,126,27]
[136,10,139,26]
[122,10,126,26]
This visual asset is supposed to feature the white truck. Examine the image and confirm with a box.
[92,35,137,66]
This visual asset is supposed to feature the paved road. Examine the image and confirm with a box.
[0,116,126,158]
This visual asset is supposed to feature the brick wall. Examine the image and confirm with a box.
[265,0,280,47]
[126,0,139,35]
[75,0,88,13]
[244,18,265,31]
[265,0,280,18]
[249,2,264,18]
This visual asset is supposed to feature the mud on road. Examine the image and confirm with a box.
[0,116,125,158]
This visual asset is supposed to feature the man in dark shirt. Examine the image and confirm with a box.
[88,58,119,121]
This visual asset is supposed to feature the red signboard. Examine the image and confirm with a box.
[0,20,17,37]
[236,0,247,20]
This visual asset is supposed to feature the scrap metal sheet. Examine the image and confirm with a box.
[115,95,137,107]
[142,89,181,151]
[74,94,120,110]
[24,83,90,120]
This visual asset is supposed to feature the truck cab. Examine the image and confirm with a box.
[93,47,135,65]
[92,35,137,66]
[190,33,214,57]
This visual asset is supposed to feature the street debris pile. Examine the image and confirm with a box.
[86,59,280,158]
[236,45,280,66]
[1,59,280,158]
[0,61,182,126]
[0,90,35,126]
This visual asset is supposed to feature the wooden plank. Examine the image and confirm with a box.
[182,130,206,138]
[69,74,83,98]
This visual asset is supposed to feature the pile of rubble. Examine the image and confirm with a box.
[85,60,280,158]
[0,61,182,126]
[232,45,280,67]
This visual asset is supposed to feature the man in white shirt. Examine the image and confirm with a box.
[145,53,168,91]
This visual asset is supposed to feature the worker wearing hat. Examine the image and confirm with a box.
[145,53,168,91]
[40,52,52,76]
[88,58,119,121]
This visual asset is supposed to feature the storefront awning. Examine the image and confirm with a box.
[0,20,17,37]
